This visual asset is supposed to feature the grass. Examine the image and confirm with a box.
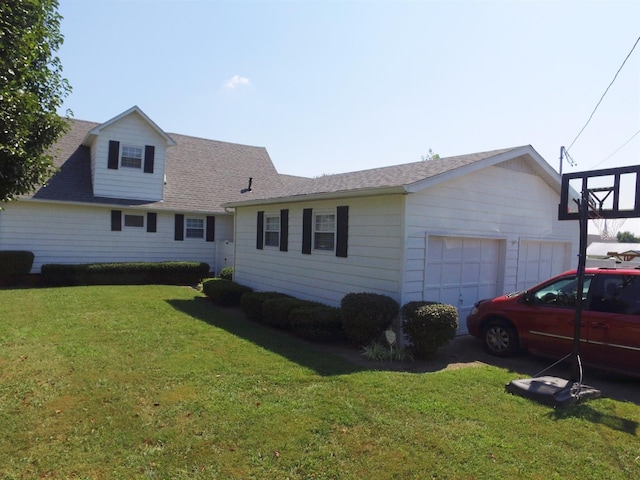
[0,285,639,479]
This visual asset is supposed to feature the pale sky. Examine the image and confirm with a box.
[57,0,640,232]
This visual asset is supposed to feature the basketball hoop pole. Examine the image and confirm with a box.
[569,187,590,383]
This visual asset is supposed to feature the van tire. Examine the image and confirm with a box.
[482,320,518,357]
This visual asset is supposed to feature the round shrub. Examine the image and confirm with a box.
[401,301,458,359]
[202,278,253,307]
[261,297,313,329]
[240,291,292,322]
[289,305,345,342]
[340,292,399,346]
[219,266,233,281]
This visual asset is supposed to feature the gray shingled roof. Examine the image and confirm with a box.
[27,118,547,212]
[27,118,290,214]
[226,146,532,206]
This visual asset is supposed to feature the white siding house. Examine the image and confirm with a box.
[226,146,579,334]
[0,106,288,274]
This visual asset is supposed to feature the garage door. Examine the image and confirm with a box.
[424,236,502,334]
[516,240,570,292]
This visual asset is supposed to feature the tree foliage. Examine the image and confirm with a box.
[0,0,71,203]
[616,231,640,243]
[421,148,440,161]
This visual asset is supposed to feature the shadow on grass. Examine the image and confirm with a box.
[167,295,640,406]
[548,404,639,435]
[166,296,366,377]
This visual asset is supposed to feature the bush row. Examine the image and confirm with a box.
[201,279,459,357]
[41,261,211,286]
[202,280,345,343]
[0,251,35,286]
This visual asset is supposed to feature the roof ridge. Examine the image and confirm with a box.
[167,131,267,150]
[310,145,526,179]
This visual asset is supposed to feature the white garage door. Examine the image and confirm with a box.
[516,240,570,292]
[424,236,502,334]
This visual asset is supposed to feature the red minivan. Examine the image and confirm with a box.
[466,268,640,377]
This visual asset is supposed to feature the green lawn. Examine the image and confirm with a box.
[1,285,639,479]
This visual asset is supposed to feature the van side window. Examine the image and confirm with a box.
[590,275,640,315]
[531,276,592,308]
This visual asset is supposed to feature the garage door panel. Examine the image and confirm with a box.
[517,241,570,291]
[425,235,502,335]
[442,263,463,284]
[443,238,464,260]
[462,263,480,282]
[438,287,461,306]
[462,239,481,260]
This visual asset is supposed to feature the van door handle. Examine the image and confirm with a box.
[591,322,610,329]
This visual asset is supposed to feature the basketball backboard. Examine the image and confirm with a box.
[558,164,640,221]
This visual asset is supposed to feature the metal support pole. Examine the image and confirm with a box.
[570,186,589,382]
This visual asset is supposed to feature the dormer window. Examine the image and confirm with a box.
[121,145,143,169]
[108,140,155,174]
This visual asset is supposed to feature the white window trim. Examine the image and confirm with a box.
[121,144,143,169]
[264,214,280,248]
[313,211,336,253]
[185,217,205,239]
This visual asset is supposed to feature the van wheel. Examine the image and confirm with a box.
[482,321,518,357]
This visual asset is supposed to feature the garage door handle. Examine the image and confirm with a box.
[591,322,610,329]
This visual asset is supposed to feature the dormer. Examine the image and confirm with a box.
[82,106,176,201]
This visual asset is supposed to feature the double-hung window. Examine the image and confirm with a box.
[314,213,335,251]
[121,145,143,169]
[186,218,204,238]
[264,215,280,247]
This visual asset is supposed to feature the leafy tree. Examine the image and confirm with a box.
[616,231,640,243]
[421,148,440,161]
[0,0,71,203]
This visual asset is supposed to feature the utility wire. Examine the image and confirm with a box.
[566,35,640,153]
[592,128,640,168]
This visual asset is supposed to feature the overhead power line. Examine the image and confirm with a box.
[592,128,640,168]
[566,35,640,153]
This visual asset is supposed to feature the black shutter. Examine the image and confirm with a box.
[144,145,155,173]
[256,211,264,250]
[108,140,120,169]
[147,212,157,233]
[111,210,122,231]
[174,214,184,241]
[280,209,289,252]
[206,216,215,242]
[336,206,349,257]
[302,208,312,254]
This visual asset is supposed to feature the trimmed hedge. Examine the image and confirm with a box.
[202,278,253,307]
[0,251,34,286]
[340,292,399,346]
[240,291,292,322]
[401,301,459,359]
[218,266,233,281]
[290,305,345,342]
[261,297,312,329]
[41,261,210,286]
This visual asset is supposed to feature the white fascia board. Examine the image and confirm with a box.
[224,185,407,208]
[404,145,561,194]
[82,105,177,147]
[22,197,230,216]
